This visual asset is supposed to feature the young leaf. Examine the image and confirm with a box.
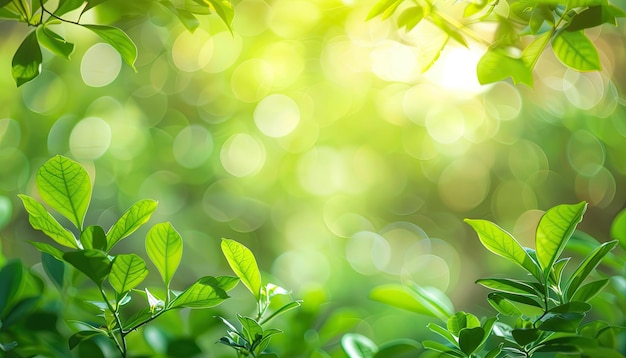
[191,0,234,31]
[0,260,23,316]
[63,250,111,287]
[106,199,158,251]
[341,333,378,358]
[18,194,79,249]
[221,238,262,300]
[476,278,539,296]
[256,328,283,354]
[42,252,65,290]
[535,202,587,276]
[146,222,183,289]
[160,1,200,32]
[550,257,570,288]
[459,327,485,355]
[259,300,302,325]
[238,315,263,345]
[109,254,148,296]
[82,25,137,71]
[36,155,92,231]
[422,340,464,357]
[476,48,533,86]
[565,240,618,300]
[366,0,401,20]
[397,6,424,31]
[80,226,107,251]
[571,278,610,302]
[427,323,457,346]
[36,25,74,59]
[551,31,601,71]
[12,30,42,86]
[169,275,239,309]
[447,311,481,337]
[465,219,541,280]
[522,31,551,70]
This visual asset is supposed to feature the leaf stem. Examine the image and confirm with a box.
[100,289,127,357]
[41,7,81,25]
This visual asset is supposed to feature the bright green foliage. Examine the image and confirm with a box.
[106,199,157,251]
[109,254,148,296]
[11,30,41,86]
[36,24,74,59]
[170,275,238,309]
[82,25,137,71]
[370,283,454,322]
[18,194,78,249]
[146,222,182,292]
[221,238,262,300]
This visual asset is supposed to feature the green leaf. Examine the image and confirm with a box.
[366,0,401,20]
[106,199,158,251]
[109,254,148,296]
[18,194,78,249]
[427,323,457,346]
[259,300,302,325]
[610,207,626,249]
[550,257,570,288]
[146,222,183,289]
[36,25,74,59]
[422,341,464,357]
[476,278,539,296]
[11,30,41,87]
[536,202,587,276]
[565,240,617,300]
[190,0,234,30]
[82,25,137,71]
[465,219,541,280]
[488,293,522,316]
[459,327,485,355]
[170,275,239,309]
[82,0,107,13]
[0,260,23,316]
[28,241,64,261]
[370,284,446,319]
[551,31,601,71]
[159,1,200,32]
[221,238,262,300]
[36,155,92,231]
[341,333,378,358]
[80,226,107,251]
[429,12,468,47]
[512,328,540,346]
[42,252,65,289]
[447,311,480,337]
[550,301,591,313]
[55,0,86,16]
[522,31,551,70]
[538,312,586,332]
[397,6,424,31]
[476,48,533,86]
[571,278,610,302]
[485,344,503,358]
[63,250,111,287]
[238,314,263,344]
[256,328,283,353]
[374,339,420,357]
[69,330,105,350]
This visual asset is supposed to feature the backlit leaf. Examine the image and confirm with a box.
[18,194,78,249]
[476,278,539,296]
[422,340,464,357]
[571,278,610,302]
[42,252,65,290]
[565,240,617,300]
[370,284,444,319]
[63,250,111,287]
[146,222,183,289]
[36,155,92,231]
[69,330,105,350]
[12,30,42,86]
[366,0,401,20]
[83,25,137,71]
[465,219,541,279]
[522,31,551,70]
[221,238,261,300]
[447,311,480,337]
[476,48,533,86]
[427,323,457,346]
[551,31,601,71]
[106,199,158,251]
[170,275,239,309]
[36,25,74,59]
[397,6,424,31]
[159,1,200,32]
[80,226,107,251]
[341,333,378,358]
[536,202,587,276]
[109,254,148,295]
[55,0,85,16]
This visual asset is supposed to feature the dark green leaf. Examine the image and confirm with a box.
[475,48,533,86]
[63,250,112,287]
[166,337,202,357]
[447,311,480,337]
[536,202,587,276]
[476,278,539,296]
[19,194,78,249]
[373,339,420,357]
[610,207,626,249]
[397,6,424,31]
[106,199,157,251]
[83,25,137,71]
[68,330,105,350]
[42,252,65,289]
[341,333,378,358]
[487,292,522,316]
[571,278,610,302]
[159,1,200,32]
[3,297,40,328]
[550,257,570,288]
[36,155,92,231]
[538,312,586,332]
[170,275,238,309]
[429,12,468,47]
[490,291,543,308]
[80,226,107,251]
[0,260,23,317]
[421,341,464,357]
[551,31,601,71]
[485,344,503,358]
[11,31,41,87]
[550,301,591,313]
[465,219,540,279]
[0,341,17,351]
[109,254,148,295]
[36,25,74,59]
[459,327,484,355]
[146,222,183,289]
[55,0,85,16]
[28,241,65,261]
[221,238,261,300]
[511,328,540,346]
[565,240,617,300]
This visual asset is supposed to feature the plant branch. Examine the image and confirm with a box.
[100,289,127,357]
[41,7,80,25]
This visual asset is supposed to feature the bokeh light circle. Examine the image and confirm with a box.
[173,125,213,168]
[81,43,122,87]
[254,94,301,137]
[69,117,112,159]
[220,133,266,177]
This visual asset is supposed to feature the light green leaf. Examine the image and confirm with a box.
[28,241,64,261]
[36,155,92,231]
[259,300,302,325]
[565,240,617,300]
[106,199,158,251]
[397,6,424,31]
[68,330,105,350]
[522,31,551,70]
[55,0,86,16]
[109,254,148,296]
[63,249,111,287]
[146,222,183,289]
[370,284,442,318]
[366,0,401,20]
[429,12,468,47]
[221,238,262,300]
[447,311,481,337]
[551,31,601,71]
[610,207,626,249]
[422,340,464,357]
[80,226,107,250]
[83,25,137,71]
[238,314,263,344]
[341,333,378,358]
[18,194,78,249]
[36,25,74,59]
[476,48,533,86]
[427,323,457,346]
[535,202,587,276]
[12,30,42,86]
[476,278,539,296]
[571,278,610,302]
[465,219,541,280]
[408,283,455,320]
[170,275,239,309]
[160,1,200,32]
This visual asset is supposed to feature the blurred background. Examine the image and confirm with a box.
[1,0,625,356]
